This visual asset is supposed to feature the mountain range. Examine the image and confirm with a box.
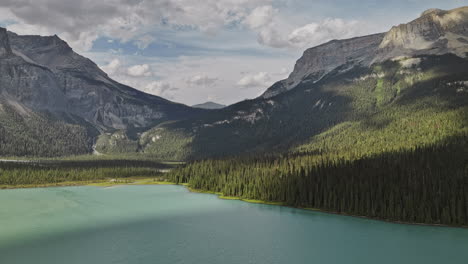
[0,6,467,159]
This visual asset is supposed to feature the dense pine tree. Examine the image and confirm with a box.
[167,135,468,226]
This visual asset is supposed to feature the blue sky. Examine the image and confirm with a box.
[0,0,466,105]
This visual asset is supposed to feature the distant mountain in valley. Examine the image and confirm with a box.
[192,102,226,109]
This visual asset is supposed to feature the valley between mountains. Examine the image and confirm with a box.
[1,7,468,226]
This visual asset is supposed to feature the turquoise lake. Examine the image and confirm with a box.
[1,185,467,264]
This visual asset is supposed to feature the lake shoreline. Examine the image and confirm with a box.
[186,186,468,229]
[0,178,176,190]
[2,180,466,229]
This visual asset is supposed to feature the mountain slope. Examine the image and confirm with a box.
[0,27,202,157]
[153,54,468,159]
[4,30,200,130]
[163,7,468,226]
[148,7,468,160]
[261,33,385,98]
[262,6,468,99]
[1,7,467,159]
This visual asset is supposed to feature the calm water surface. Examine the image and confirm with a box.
[0,185,467,264]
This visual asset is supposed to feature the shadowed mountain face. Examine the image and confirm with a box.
[262,6,468,99]
[1,29,200,131]
[0,27,204,157]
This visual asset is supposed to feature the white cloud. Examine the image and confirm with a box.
[100,59,121,76]
[187,74,219,87]
[256,26,289,48]
[241,3,374,50]
[0,0,272,51]
[244,5,276,30]
[135,35,156,50]
[237,72,272,88]
[144,81,178,97]
[127,64,152,77]
[279,67,289,75]
[287,18,362,48]
[0,0,376,52]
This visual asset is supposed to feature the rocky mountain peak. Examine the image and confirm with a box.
[261,6,468,99]
[421,8,445,17]
[261,33,385,98]
[0,28,200,132]
[378,6,468,60]
[0,27,12,57]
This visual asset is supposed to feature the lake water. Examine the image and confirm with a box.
[0,185,467,264]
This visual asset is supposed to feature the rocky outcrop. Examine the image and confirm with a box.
[261,6,468,99]
[377,6,468,61]
[0,28,12,57]
[261,33,384,98]
[0,28,200,131]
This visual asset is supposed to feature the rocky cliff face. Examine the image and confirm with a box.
[0,28,12,57]
[0,29,200,131]
[262,6,468,99]
[262,33,384,98]
[0,29,69,112]
[377,7,468,61]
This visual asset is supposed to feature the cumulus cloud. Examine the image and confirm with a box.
[135,35,156,50]
[244,5,276,30]
[100,59,154,79]
[144,81,178,96]
[256,27,289,48]
[186,74,219,87]
[0,0,272,51]
[0,0,375,52]
[127,64,152,77]
[242,4,373,49]
[237,72,272,88]
[287,18,362,48]
[100,58,121,76]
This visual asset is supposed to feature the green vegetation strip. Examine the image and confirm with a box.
[0,158,179,188]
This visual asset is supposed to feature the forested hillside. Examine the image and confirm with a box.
[150,54,468,160]
[0,158,172,187]
[0,102,95,157]
[167,134,468,226]
[165,54,468,226]
[0,27,201,157]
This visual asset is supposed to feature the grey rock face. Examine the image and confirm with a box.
[377,6,468,61]
[262,6,468,99]
[0,29,199,131]
[261,33,385,98]
[0,28,12,57]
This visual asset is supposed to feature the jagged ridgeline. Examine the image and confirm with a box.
[0,27,202,157]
